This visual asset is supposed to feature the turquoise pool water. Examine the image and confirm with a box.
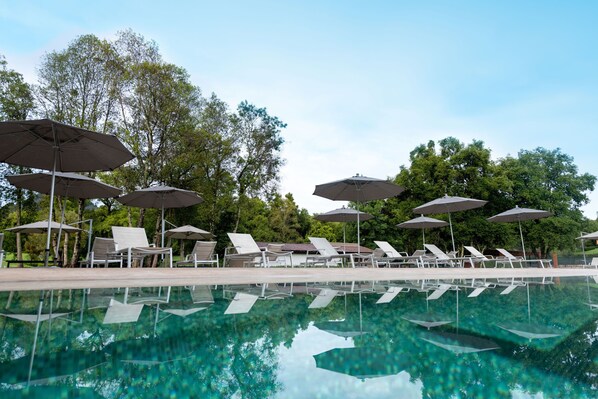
[0,276,597,398]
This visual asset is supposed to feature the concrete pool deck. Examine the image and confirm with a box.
[0,266,596,291]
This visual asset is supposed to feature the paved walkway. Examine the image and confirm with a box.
[0,267,596,291]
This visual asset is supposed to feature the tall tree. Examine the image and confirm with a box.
[230,101,286,231]
[0,55,36,261]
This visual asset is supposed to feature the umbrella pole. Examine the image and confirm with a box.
[448,212,456,253]
[342,224,346,253]
[527,283,531,322]
[422,229,426,249]
[55,196,67,263]
[161,206,165,248]
[28,290,44,386]
[518,220,526,260]
[44,153,58,267]
[356,203,361,254]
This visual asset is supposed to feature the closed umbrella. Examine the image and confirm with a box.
[315,206,373,250]
[7,172,122,255]
[413,195,487,252]
[397,215,449,249]
[487,206,551,260]
[0,119,134,266]
[117,186,203,247]
[314,174,404,252]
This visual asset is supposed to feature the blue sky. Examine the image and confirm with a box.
[1,1,597,218]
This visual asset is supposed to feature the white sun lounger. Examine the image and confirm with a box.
[308,288,339,309]
[224,292,260,314]
[112,226,172,268]
[103,299,144,324]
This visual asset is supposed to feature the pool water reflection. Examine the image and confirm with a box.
[0,276,597,398]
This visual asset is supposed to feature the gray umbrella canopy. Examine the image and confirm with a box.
[314,207,373,223]
[413,195,487,252]
[314,175,404,251]
[0,119,134,266]
[0,119,134,172]
[165,225,213,240]
[578,231,598,240]
[487,206,551,259]
[6,172,121,199]
[6,220,81,234]
[117,186,204,247]
[397,215,449,248]
[313,175,404,202]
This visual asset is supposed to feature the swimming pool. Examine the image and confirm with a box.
[0,275,596,398]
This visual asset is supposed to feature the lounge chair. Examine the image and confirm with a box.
[374,240,422,267]
[81,237,123,268]
[176,241,219,268]
[423,244,468,267]
[0,233,4,267]
[306,237,374,268]
[308,288,339,309]
[103,299,144,324]
[463,246,494,268]
[495,248,551,268]
[224,233,293,267]
[224,292,260,314]
[584,257,598,269]
[112,226,173,268]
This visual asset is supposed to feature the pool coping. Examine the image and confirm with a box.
[0,267,596,291]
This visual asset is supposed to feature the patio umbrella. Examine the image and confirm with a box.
[117,186,203,247]
[413,195,487,252]
[314,347,406,379]
[6,220,81,234]
[397,215,449,249]
[577,231,598,265]
[0,119,134,266]
[420,331,499,354]
[315,206,373,249]
[165,225,213,240]
[6,172,122,255]
[314,174,404,252]
[487,206,551,260]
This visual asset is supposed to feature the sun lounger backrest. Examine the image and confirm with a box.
[189,285,215,304]
[112,227,150,250]
[91,237,117,258]
[590,257,598,267]
[227,233,261,254]
[424,244,450,260]
[496,248,517,259]
[464,246,485,258]
[374,241,402,257]
[309,237,340,257]
[411,249,426,257]
[190,241,217,260]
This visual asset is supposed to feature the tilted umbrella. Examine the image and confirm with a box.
[314,174,404,252]
[6,172,122,254]
[315,206,373,249]
[0,119,134,266]
[117,186,203,247]
[487,206,551,260]
[413,195,487,252]
[397,215,449,249]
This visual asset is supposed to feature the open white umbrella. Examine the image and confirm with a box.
[117,186,203,247]
[164,225,213,240]
[397,215,449,249]
[413,195,487,252]
[577,231,598,265]
[314,174,404,252]
[0,119,134,266]
[487,206,551,260]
